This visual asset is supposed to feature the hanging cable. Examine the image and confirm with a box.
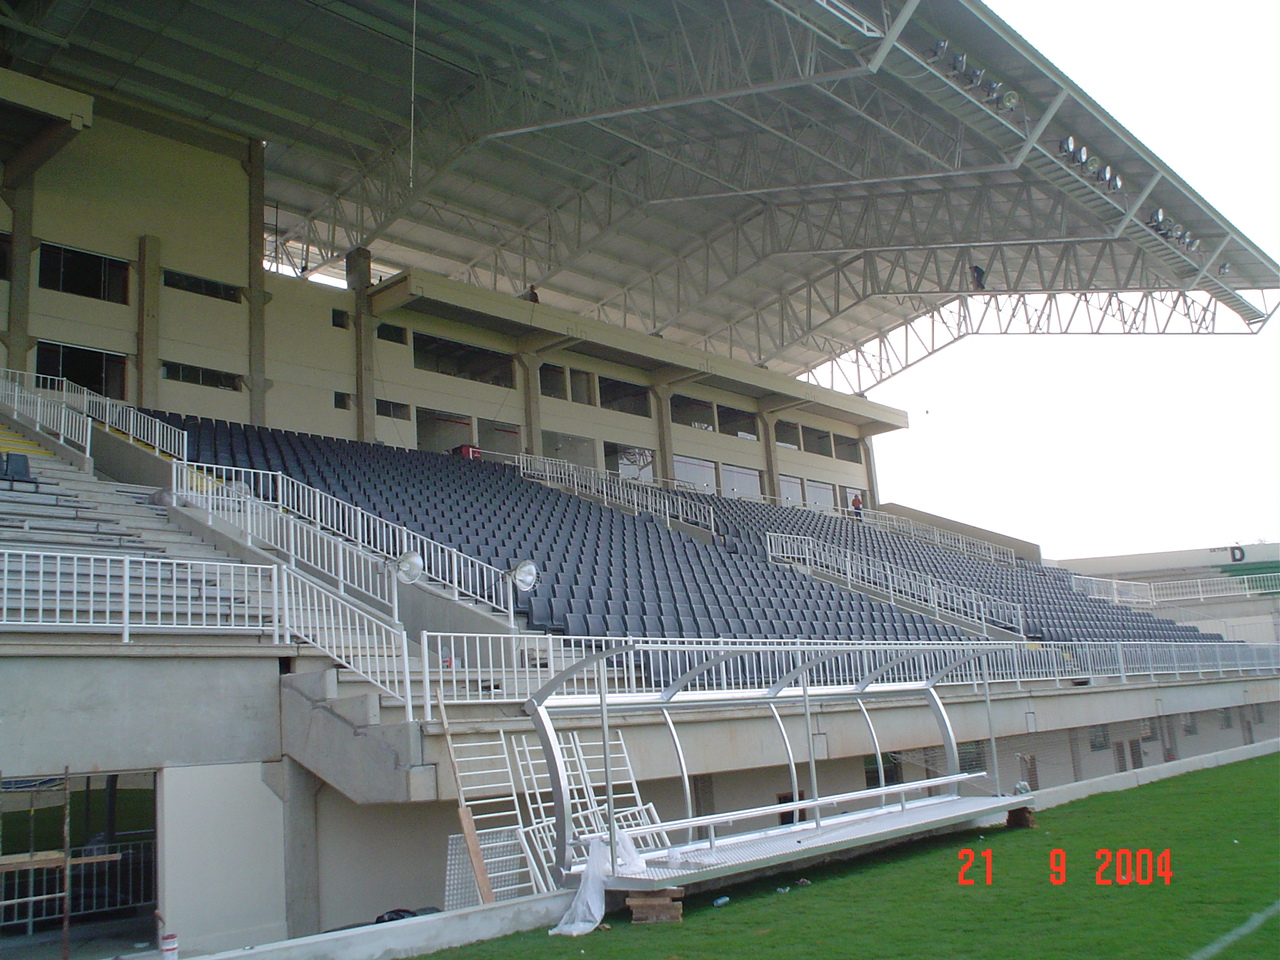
[409,0,418,188]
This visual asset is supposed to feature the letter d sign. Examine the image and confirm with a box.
[1230,546,1246,563]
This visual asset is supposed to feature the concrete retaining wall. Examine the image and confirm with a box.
[194,891,575,960]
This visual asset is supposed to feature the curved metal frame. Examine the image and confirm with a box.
[523,640,991,881]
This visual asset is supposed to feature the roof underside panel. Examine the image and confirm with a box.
[5,0,1276,383]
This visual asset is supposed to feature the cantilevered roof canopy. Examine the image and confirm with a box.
[4,0,1276,388]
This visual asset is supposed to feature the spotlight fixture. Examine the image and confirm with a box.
[951,52,967,76]
[1096,163,1113,183]
[507,559,540,593]
[964,67,985,88]
[1083,155,1103,176]
[1187,238,1201,252]
[1218,263,1231,276]
[982,79,1003,100]
[927,38,948,63]
[998,89,1020,112]
[1108,173,1123,191]
[1170,224,1185,241]
[1058,136,1075,155]
[1147,208,1165,228]
[1072,145,1089,166]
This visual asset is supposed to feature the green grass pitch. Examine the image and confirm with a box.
[420,753,1279,960]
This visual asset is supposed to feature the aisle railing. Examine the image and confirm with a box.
[515,453,714,530]
[0,547,414,718]
[0,368,187,460]
[0,371,93,454]
[767,532,1024,636]
[173,460,514,623]
[1072,572,1280,606]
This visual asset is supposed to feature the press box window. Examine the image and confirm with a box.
[163,269,242,303]
[412,332,513,388]
[161,360,242,391]
[717,405,757,440]
[802,426,833,458]
[333,392,352,409]
[376,323,407,344]
[775,420,800,449]
[539,363,567,399]
[671,394,714,431]
[598,376,649,417]
[332,309,350,329]
[570,369,594,405]
[0,232,10,281]
[833,433,862,463]
[375,398,410,420]
[39,242,129,304]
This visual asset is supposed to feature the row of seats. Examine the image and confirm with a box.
[691,494,1219,643]
[151,412,967,644]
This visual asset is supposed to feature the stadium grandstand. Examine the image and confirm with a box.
[0,1,1276,957]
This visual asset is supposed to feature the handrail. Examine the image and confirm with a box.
[423,633,1280,706]
[0,547,414,719]
[767,532,1025,637]
[173,460,514,623]
[0,371,93,454]
[1072,572,1280,606]
[0,368,187,460]
[858,506,1016,565]
[515,453,715,531]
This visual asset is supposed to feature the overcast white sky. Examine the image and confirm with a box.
[865,0,1279,561]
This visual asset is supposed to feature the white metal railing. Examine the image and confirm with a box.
[1,838,156,931]
[1072,572,1280,606]
[173,460,514,623]
[858,506,1016,565]
[0,370,93,454]
[0,549,280,642]
[423,633,1280,707]
[515,453,715,530]
[0,368,187,460]
[0,547,414,718]
[767,532,1024,636]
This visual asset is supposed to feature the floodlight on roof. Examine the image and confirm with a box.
[1096,164,1113,183]
[981,79,1003,100]
[964,67,985,88]
[927,38,948,63]
[951,52,967,75]
[1187,238,1201,252]
[1108,173,1123,191]
[1083,155,1103,176]
[1072,145,1089,167]
[1058,136,1075,155]
[1147,208,1165,228]
[998,89,1020,112]
[1218,263,1231,276]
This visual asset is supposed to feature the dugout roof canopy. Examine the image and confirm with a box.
[3,0,1277,389]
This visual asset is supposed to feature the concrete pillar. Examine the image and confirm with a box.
[862,435,880,507]
[279,758,321,938]
[244,140,271,425]
[652,383,675,483]
[346,248,376,443]
[758,412,781,501]
[515,352,543,455]
[136,234,162,408]
[1,179,36,371]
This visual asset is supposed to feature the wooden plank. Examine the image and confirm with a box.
[437,693,496,904]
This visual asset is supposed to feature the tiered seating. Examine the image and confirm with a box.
[700,495,1219,643]
[149,412,967,644]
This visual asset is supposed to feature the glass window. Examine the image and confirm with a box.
[333,391,351,409]
[539,363,567,399]
[775,420,800,449]
[162,269,242,303]
[717,405,758,440]
[542,430,595,468]
[674,454,716,492]
[802,426,833,458]
[412,332,513,388]
[806,480,835,510]
[833,433,862,463]
[376,323,407,343]
[162,360,242,391]
[671,394,715,431]
[864,753,901,789]
[1,232,13,281]
[779,474,803,505]
[36,340,126,399]
[375,398,410,419]
[1182,713,1198,735]
[477,418,521,456]
[570,368,594,405]
[603,442,655,482]
[720,463,761,499]
[1220,708,1233,730]
[331,309,350,328]
[38,242,129,304]
[598,376,650,417]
